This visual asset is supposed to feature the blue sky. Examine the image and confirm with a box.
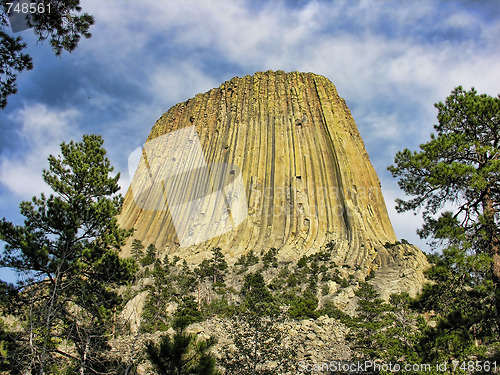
[1,0,500,281]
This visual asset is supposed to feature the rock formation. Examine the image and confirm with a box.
[118,70,428,294]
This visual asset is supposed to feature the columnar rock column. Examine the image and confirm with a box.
[118,71,426,281]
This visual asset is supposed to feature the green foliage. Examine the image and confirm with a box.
[0,30,33,108]
[262,247,278,269]
[141,257,201,334]
[307,272,319,294]
[321,283,329,296]
[383,239,410,249]
[323,240,337,254]
[195,259,211,279]
[176,263,197,296]
[141,289,171,333]
[318,300,351,323]
[241,271,276,316]
[347,283,424,369]
[142,261,172,333]
[219,312,296,375]
[211,247,228,283]
[385,293,424,364]
[347,283,395,360]
[0,1,94,108]
[388,86,500,272]
[141,243,157,267]
[235,249,259,270]
[146,330,220,375]
[417,311,481,366]
[365,268,376,281]
[173,296,203,331]
[316,251,332,262]
[294,252,332,288]
[203,297,238,318]
[0,317,20,373]
[388,86,500,225]
[389,86,500,362]
[287,290,319,319]
[195,248,228,285]
[331,269,349,288]
[131,239,144,260]
[297,256,307,268]
[0,135,134,373]
[384,241,400,249]
[412,246,495,363]
[268,275,286,291]
[286,272,299,287]
[152,259,168,284]
[221,273,295,374]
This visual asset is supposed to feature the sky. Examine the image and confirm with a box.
[1,0,499,282]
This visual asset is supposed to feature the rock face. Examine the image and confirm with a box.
[118,70,427,288]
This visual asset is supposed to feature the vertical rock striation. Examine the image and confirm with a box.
[118,71,427,284]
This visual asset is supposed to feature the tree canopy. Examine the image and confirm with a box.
[0,134,136,373]
[388,86,500,270]
[146,330,219,375]
[389,86,500,363]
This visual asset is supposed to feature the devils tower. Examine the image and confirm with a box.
[119,70,427,294]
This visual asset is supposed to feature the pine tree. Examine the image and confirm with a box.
[173,296,203,331]
[141,259,171,333]
[211,247,228,285]
[146,330,220,375]
[131,239,144,260]
[141,243,157,266]
[220,271,295,374]
[388,86,500,361]
[241,271,274,316]
[0,135,136,374]
[195,247,228,286]
[346,284,425,374]
[347,282,395,361]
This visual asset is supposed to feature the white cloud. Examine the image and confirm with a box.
[0,104,81,198]
[148,63,219,106]
[78,0,500,112]
[445,10,477,29]
[358,112,402,142]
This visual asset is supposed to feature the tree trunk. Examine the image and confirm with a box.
[79,337,90,375]
[39,271,62,373]
[483,190,500,331]
[483,192,500,278]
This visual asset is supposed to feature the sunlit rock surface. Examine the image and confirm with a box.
[118,70,428,294]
